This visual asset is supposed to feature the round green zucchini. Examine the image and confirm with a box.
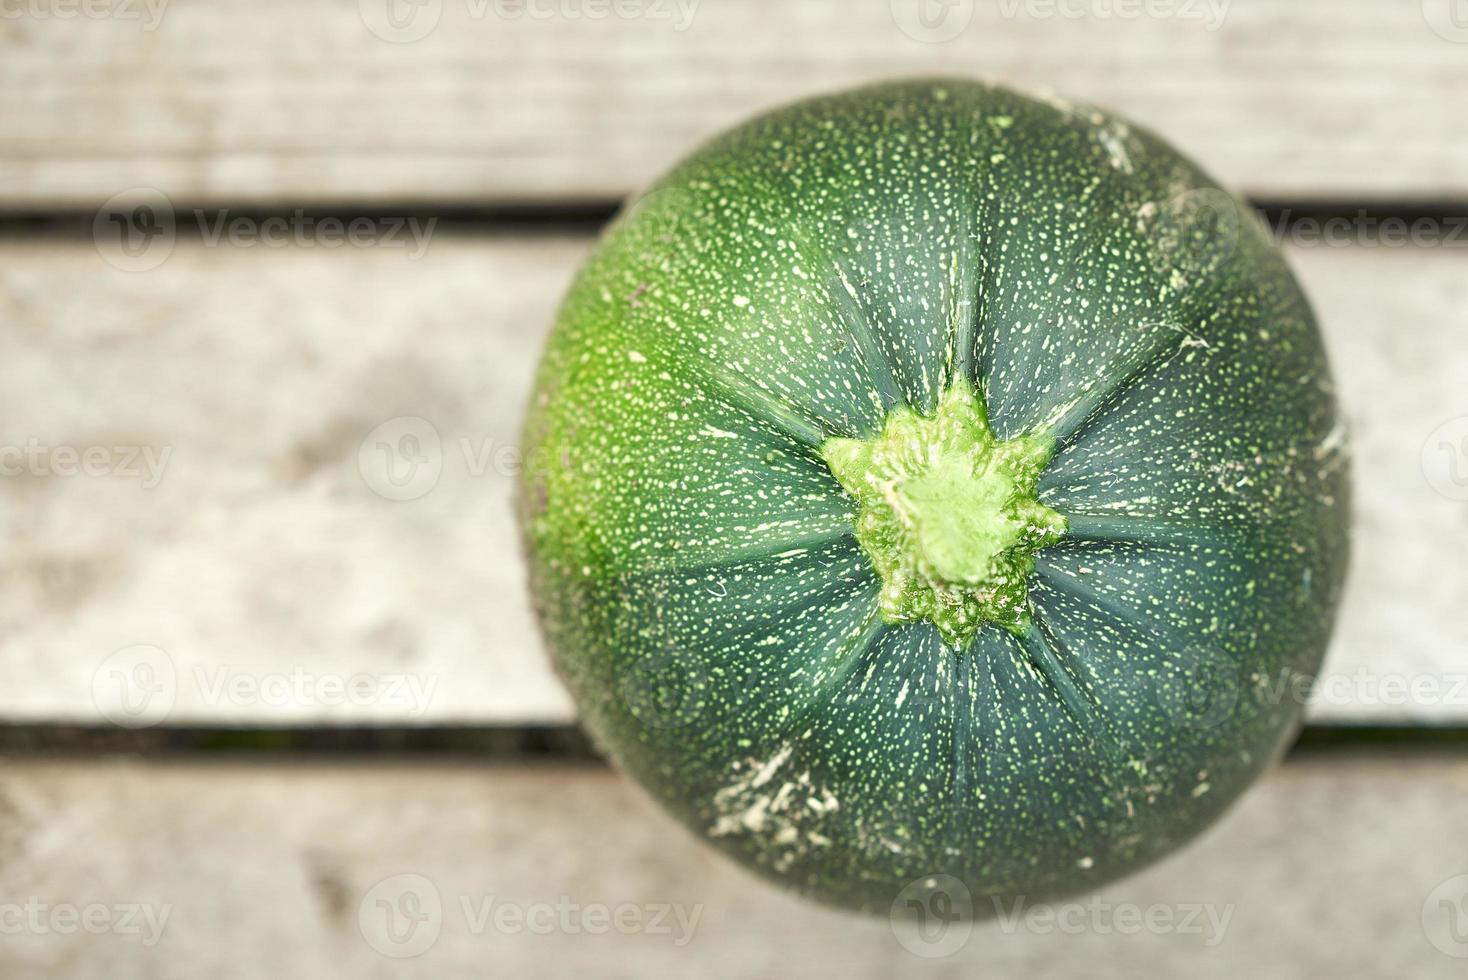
[518,79,1349,914]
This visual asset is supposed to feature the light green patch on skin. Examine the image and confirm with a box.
[822,380,1066,647]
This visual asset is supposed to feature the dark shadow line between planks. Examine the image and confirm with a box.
[4,200,1468,242]
[0,723,1465,762]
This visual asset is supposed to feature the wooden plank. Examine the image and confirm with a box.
[3,0,1468,207]
[0,755,1464,977]
[0,233,1464,725]
[1300,242,1468,725]
[0,232,580,726]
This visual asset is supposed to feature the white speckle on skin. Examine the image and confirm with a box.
[750,744,794,789]
[1096,121,1134,174]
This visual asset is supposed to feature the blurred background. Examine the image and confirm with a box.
[2,0,1467,976]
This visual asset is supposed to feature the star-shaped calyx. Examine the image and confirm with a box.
[821,380,1067,648]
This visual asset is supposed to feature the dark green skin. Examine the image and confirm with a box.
[518,79,1349,914]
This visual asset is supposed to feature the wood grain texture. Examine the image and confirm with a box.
[0,233,1464,725]
[0,755,1464,978]
[3,0,1468,207]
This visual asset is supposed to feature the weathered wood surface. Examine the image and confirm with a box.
[4,0,1468,206]
[0,754,1464,978]
[0,232,1463,725]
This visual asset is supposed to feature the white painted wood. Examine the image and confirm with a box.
[0,234,1463,725]
[3,0,1467,206]
[0,756,1463,977]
